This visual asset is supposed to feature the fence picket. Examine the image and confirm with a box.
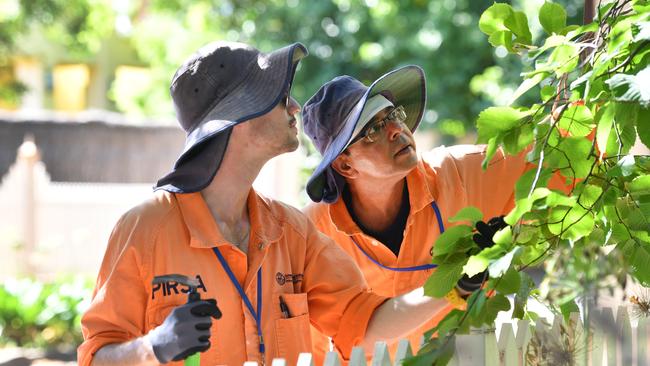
[393,339,412,366]
[569,312,587,366]
[515,320,531,366]
[272,359,287,366]
[296,353,315,366]
[590,308,605,366]
[323,351,342,366]
[497,322,517,366]
[600,306,617,366]
[484,326,498,366]
[370,341,391,366]
[616,306,633,366]
[349,347,367,366]
[638,317,649,366]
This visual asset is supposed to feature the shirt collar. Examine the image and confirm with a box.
[327,158,437,234]
[176,190,283,249]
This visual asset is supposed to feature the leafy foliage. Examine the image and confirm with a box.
[409,1,650,364]
[0,276,92,348]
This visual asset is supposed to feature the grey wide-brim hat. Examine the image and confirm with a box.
[155,41,308,193]
[302,65,426,203]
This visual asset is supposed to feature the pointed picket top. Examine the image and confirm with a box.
[568,312,587,366]
[324,351,342,366]
[271,358,286,366]
[616,306,633,366]
[515,319,532,364]
[599,307,617,366]
[393,339,413,366]
[349,347,367,366]
[497,322,518,365]
[589,308,605,366]
[638,317,649,366]
[371,341,391,366]
[296,353,315,366]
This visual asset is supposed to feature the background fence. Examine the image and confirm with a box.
[250,306,649,366]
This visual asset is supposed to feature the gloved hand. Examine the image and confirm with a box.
[456,216,508,293]
[146,299,222,364]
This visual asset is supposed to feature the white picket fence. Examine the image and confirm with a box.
[245,306,649,366]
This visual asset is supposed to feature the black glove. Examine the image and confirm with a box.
[456,216,508,293]
[147,299,222,363]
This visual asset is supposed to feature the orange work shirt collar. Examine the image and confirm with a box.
[176,189,283,249]
[328,159,438,235]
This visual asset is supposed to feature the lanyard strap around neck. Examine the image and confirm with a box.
[350,201,444,272]
[212,247,265,355]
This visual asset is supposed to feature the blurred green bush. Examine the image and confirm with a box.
[0,276,93,349]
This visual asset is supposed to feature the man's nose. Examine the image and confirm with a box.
[385,120,405,141]
[287,96,301,116]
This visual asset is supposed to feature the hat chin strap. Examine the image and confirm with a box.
[346,94,394,149]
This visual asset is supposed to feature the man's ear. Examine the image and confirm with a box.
[331,152,357,179]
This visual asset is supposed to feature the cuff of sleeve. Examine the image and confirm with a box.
[331,291,388,359]
[77,333,131,366]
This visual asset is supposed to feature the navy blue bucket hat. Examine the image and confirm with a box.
[155,41,308,193]
[302,65,426,203]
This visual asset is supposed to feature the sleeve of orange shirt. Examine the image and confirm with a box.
[431,145,570,219]
[301,221,388,357]
[77,212,150,366]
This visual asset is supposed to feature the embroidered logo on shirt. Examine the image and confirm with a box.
[151,274,207,299]
[275,272,304,285]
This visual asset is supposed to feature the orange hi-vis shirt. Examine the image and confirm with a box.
[304,144,543,361]
[78,189,387,366]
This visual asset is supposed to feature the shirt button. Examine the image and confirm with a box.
[258,242,264,249]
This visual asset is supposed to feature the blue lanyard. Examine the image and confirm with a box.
[350,201,444,272]
[212,247,265,355]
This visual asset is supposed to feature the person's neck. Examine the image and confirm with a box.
[201,146,267,252]
[346,175,408,233]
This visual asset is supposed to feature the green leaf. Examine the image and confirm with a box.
[560,300,580,322]
[504,10,532,44]
[449,206,484,224]
[484,294,511,324]
[578,184,603,207]
[540,84,556,102]
[488,246,519,278]
[482,137,499,170]
[546,137,594,179]
[617,239,650,286]
[539,2,567,35]
[606,67,650,108]
[515,168,553,200]
[632,21,650,43]
[595,103,615,158]
[432,225,473,256]
[637,108,650,148]
[548,205,595,241]
[493,226,513,246]
[424,254,466,298]
[495,267,522,294]
[629,175,650,194]
[547,43,580,76]
[502,124,534,155]
[513,272,534,319]
[546,191,577,207]
[606,117,637,157]
[558,105,594,137]
[463,256,489,278]
[477,107,532,142]
[488,30,514,51]
[508,73,544,105]
[479,3,514,35]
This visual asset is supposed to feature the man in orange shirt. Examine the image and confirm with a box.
[301,67,526,361]
[78,42,476,366]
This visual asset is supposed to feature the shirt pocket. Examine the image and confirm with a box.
[273,292,312,363]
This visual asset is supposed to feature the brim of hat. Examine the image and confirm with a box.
[154,42,308,193]
[305,65,426,203]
